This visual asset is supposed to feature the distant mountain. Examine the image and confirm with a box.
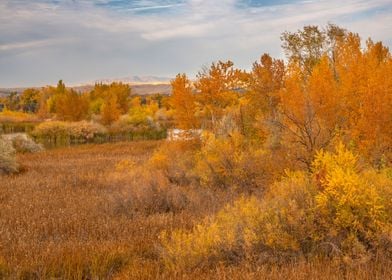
[0,77,172,96]
[131,83,171,95]
[0,88,26,96]
[72,83,172,95]
[95,75,171,85]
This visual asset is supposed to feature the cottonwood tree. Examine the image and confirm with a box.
[348,40,392,164]
[56,89,89,121]
[170,73,199,129]
[101,94,121,125]
[90,82,131,114]
[281,24,346,77]
[195,61,248,129]
[20,88,40,113]
[248,53,285,143]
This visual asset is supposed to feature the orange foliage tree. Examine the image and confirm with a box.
[100,94,121,125]
[170,73,199,129]
[195,60,248,128]
[278,56,343,168]
[56,89,89,121]
[247,53,285,143]
[344,40,392,164]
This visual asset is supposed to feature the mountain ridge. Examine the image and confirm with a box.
[0,76,173,96]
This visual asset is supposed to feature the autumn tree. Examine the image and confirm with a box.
[56,89,89,121]
[36,86,57,119]
[107,83,131,113]
[170,73,199,129]
[333,31,363,122]
[275,24,351,168]
[90,82,131,114]
[195,60,248,128]
[101,94,121,125]
[281,24,346,77]
[57,80,66,94]
[4,92,20,111]
[349,40,392,164]
[20,88,40,113]
[43,80,68,114]
[247,53,285,143]
[278,55,343,169]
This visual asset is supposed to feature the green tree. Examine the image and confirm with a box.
[281,24,346,76]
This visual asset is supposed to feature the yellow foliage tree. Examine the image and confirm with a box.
[90,82,131,114]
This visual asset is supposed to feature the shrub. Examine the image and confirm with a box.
[149,140,200,186]
[110,162,202,215]
[0,110,40,123]
[0,138,19,174]
[32,121,68,138]
[109,115,155,133]
[2,133,43,153]
[150,131,271,191]
[32,121,107,144]
[67,121,107,140]
[107,114,167,141]
[311,143,391,260]
[160,196,264,269]
[194,132,269,191]
[127,106,152,127]
[161,144,392,269]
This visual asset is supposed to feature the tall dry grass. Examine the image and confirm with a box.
[0,141,226,279]
[0,141,391,279]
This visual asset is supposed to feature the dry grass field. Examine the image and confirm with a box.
[1,141,392,279]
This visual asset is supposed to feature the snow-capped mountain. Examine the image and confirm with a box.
[95,75,171,85]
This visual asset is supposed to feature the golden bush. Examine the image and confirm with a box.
[149,140,200,186]
[161,144,392,269]
[195,132,269,191]
[312,143,391,260]
[160,196,264,270]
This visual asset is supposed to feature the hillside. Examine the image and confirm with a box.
[0,83,171,97]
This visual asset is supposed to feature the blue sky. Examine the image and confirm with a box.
[0,0,391,87]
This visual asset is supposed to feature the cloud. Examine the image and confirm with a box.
[0,38,76,53]
[0,0,391,87]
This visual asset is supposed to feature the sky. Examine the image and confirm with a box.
[0,0,391,87]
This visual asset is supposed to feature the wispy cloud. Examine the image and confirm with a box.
[0,0,391,87]
[124,4,184,12]
[0,38,74,52]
